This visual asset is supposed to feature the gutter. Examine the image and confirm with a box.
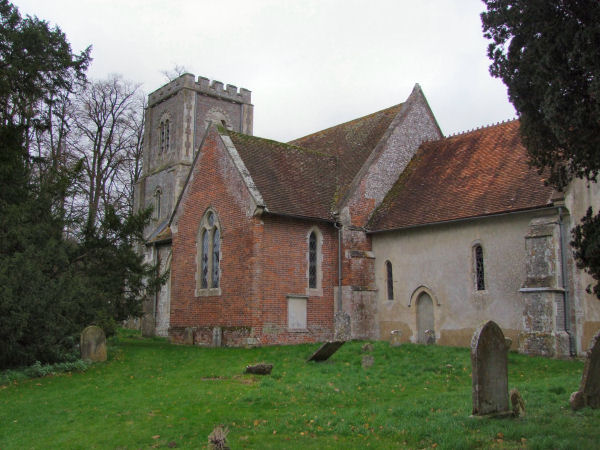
[367,205,558,234]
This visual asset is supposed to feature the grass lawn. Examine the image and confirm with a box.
[1,330,598,449]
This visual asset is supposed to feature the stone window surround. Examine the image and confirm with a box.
[158,112,171,154]
[306,226,323,297]
[195,208,222,297]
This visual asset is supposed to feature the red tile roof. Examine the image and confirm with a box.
[226,130,338,220]
[289,104,404,203]
[368,120,555,231]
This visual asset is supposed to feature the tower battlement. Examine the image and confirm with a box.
[148,73,252,107]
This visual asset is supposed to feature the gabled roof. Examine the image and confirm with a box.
[368,120,555,232]
[223,129,338,221]
[289,104,404,203]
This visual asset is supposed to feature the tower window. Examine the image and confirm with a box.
[160,119,170,153]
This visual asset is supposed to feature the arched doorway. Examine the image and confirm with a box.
[416,292,435,344]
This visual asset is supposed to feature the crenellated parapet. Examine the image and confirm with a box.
[148,73,252,107]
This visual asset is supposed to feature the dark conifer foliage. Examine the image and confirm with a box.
[482,0,600,297]
[0,1,160,369]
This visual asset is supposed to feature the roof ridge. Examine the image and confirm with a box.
[289,103,403,143]
[223,127,335,159]
[445,117,519,139]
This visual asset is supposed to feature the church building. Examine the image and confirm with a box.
[134,73,600,357]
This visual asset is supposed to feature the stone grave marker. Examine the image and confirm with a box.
[183,327,194,345]
[362,354,374,368]
[390,330,402,347]
[471,320,510,417]
[307,341,345,362]
[80,325,107,362]
[570,330,600,410]
[425,329,436,345]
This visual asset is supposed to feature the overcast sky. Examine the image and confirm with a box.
[14,0,516,142]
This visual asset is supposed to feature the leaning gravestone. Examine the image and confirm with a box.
[307,341,345,362]
[570,330,600,410]
[80,325,107,362]
[471,320,510,417]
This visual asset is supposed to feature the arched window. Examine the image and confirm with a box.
[474,244,485,291]
[385,260,394,300]
[309,231,317,289]
[153,187,162,220]
[160,119,170,153]
[306,227,322,294]
[196,210,221,295]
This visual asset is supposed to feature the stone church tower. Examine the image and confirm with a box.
[134,73,253,335]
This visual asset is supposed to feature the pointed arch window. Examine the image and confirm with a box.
[309,231,317,289]
[160,119,170,153]
[196,210,221,296]
[385,260,394,300]
[474,244,485,291]
[306,228,323,295]
[153,187,162,220]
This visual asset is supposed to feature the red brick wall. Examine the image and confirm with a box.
[170,128,259,337]
[170,127,337,346]
[256,216,337,344]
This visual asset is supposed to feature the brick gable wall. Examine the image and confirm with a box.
[170,129,259,344]
[170,128,336,346]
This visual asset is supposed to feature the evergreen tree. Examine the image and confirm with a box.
[481,0,600,297]
[0,1,160,369]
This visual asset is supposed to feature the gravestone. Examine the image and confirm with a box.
[80,326,107,362]
[183,327,194,345]
[471,320,510,417]
[307,341,345,362]
[510,388,525,417]
[425,329,435,345]
[570,330,600,410]
[244,363,273,375]
[212,326,222,347]
[390,330,402,347]
[362,355,374,368]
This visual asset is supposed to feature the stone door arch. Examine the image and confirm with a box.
[416,292,435,344]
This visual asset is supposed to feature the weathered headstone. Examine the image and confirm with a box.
[334,311,351,341]
[183,327,194,345]
[80,325,107,362]
[244,363,273,375]
[362,355,374,368]
[390,329,402,347]
[510,388,525,417]
[471,320,510,417]
[307,341,345,362]
[570,330,600,410]
[425,329,436,345]
[212,326,222,348]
